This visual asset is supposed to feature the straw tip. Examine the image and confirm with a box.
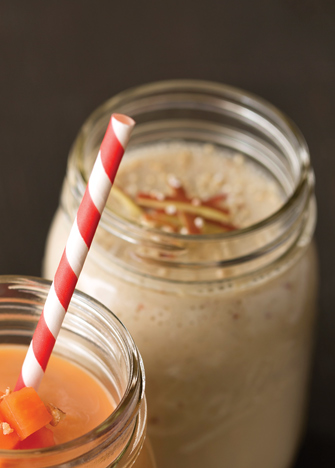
[111,113,136,149]
[112,113,135,128]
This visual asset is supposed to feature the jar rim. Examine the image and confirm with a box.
[63,79,316,281]
[74,78,313,241]
[0,275,145,460]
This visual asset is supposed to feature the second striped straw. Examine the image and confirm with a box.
[15,113,135,391]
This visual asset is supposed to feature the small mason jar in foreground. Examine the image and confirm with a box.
[0,275,155,468]
[43,80,319,468]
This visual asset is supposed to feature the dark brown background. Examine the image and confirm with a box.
[0,1,334,465]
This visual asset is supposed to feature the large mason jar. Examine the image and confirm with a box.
[43,80,319,468]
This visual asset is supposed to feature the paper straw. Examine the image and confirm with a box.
[15,113,135,391]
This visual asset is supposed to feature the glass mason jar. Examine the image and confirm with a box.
[43,80,319,468]
[0,275,156,468]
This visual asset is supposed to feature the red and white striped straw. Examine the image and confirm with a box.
[15,113,135,391]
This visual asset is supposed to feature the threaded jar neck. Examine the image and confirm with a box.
[64,80,316,284]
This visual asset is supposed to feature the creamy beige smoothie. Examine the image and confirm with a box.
[43,141,318,468]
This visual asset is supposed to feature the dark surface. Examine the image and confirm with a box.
[0,1,334,465]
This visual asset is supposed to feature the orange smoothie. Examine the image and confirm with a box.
[0,345,155,467]
[0,345,115,446]
[0,275,155,467]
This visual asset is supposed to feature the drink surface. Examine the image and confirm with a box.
[0,345,115,445]
[108,142,283,231]
[44,141,318,468]
[0,346,155,468]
